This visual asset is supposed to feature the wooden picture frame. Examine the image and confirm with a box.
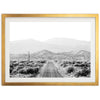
[2,14,99,85]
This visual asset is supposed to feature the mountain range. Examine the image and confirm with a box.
[10,49,90,61]
[10,38,90,62]
[10,38,90,54]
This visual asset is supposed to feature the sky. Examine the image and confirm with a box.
[9,21,91,41]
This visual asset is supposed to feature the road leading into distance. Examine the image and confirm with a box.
[39,61,62,77]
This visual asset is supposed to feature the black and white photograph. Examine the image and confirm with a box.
[2,14,98,84]
[9,18,91,78]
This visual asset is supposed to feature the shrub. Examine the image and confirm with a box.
[19,69,27,74]
[19,67,39,75]
[27,68,35,74]
[67,67,75,74]
[75,69,90,77]
[10,65,14,74]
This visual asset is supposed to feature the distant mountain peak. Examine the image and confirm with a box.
[10,38,90,54]
[45,37,90,42]
[76,50,90,55]
[37,49,53,55]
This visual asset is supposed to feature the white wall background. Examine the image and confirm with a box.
[0,0,99,100]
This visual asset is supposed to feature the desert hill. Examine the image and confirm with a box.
[10,38,90,54]
[10,49,90,62]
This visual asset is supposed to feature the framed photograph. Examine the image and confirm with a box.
[2,14,99,85]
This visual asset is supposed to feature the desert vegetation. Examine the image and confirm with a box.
[58,60,90,77]
[10,50,91,78]
[10,60,46,78]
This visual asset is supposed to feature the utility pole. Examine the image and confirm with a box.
[28,51,30,62]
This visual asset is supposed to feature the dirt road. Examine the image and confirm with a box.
[39,61,62,77]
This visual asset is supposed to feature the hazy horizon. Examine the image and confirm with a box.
[10,37,91,42]
[10,38,90,54]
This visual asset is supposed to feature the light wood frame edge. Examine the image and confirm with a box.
[1,14,99,86]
